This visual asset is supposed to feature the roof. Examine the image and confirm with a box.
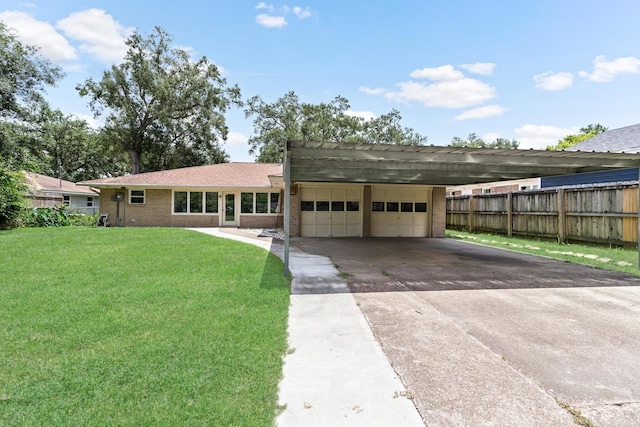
[287,141,640,186]
[78,162,283,188]
[24,172,98,196]
[569,123,640,153]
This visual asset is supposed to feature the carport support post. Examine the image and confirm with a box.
[284,142,291,278]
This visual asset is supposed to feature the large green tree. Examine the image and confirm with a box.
[546,123,608,151]
[0,22,63,120]
[244,91,427,163]
[449,133,519,149]
[77,26,241,174]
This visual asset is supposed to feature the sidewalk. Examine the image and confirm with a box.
[189,228,424,426]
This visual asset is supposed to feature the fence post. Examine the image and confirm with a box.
[557,188,566,244]
[507,192,513,237]
[468,195,474,233]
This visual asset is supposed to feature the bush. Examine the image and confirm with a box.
[22,206,71,227]
[0,166,27,228]
[69,212,99,227]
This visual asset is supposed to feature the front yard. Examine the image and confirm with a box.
[0,227,290,426]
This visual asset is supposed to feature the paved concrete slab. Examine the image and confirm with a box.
[294,237,640,427]
[189,229,423,426]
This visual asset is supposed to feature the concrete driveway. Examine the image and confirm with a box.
[293,237,640,427]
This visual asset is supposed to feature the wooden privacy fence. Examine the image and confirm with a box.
[446,182,639,247]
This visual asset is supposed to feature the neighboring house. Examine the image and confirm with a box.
[447,177,540,196]
[79,163,285,229]
[542,123,640,188]
[24,172,100,215]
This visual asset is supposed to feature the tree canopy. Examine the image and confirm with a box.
[244,91,427,163]
[546,123,607,151]
[449,133,519,149]
[77,26,241,174]
[0,22,63,121]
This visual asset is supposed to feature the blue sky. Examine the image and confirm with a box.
[2,1,640,161]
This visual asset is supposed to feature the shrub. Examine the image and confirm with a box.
[23,205,71,227]
[0,166,27,228]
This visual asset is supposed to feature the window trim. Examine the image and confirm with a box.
[129,189,145,205]
[172,190,219,215]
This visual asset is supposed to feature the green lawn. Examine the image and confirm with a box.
[0,227,290,426]
[446,229,640,277]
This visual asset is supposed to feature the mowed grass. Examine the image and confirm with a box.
[446,229,640,277]
[0,227,290,426]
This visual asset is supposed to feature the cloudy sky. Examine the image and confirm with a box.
[2,1,640,161]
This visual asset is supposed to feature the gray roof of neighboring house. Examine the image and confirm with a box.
[569,123,640,153]
[24,172,99,196]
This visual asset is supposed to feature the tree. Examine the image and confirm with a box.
[77,26,241,174]
[244,91,427,162]
[0,22,63,120]
[449,133,519,149]
[546,123,607,151]
[0,160,27,228]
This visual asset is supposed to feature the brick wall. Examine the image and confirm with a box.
[240,215,281,229]
[431,186,446,237]
[289,189,300,237]
[362,185,371,237]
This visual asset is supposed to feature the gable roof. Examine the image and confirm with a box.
[78,163,283,188]
[569,123,640,153]
[24,172,98,196]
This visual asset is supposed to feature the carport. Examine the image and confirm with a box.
[282,140,640,274]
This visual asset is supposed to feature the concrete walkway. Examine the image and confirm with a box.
[189,228,423,426]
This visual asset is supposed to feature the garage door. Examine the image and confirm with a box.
[371,186,430,237]
[300,186,361,237]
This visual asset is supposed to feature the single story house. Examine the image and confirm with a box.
[80,141,640,241]
[24,172,99,214]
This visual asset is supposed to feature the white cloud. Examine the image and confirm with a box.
[533,71,573,91]
[256,2,273,10]
[515,124,579,150]
[345,110,376,121]
[293,6,311,19]
[71,113,101,129]
[256,13,287,28]
[384,78,496,109]
[57,9,132,63]
[579,55,640,82]
[483,132,501,142]
[410,65,465,80]
[359,86,387,95]
[454,105,506,120]
[460,62,496,76]
[0,10,77,63]
[225,131,249,145]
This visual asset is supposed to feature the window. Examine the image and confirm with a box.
[316,201,330,211]
[63,195,70,206]
[415,202,427,212]
[401,202,413,212]
[270,193,279,213]
[482,188,491,194]
[372,202,385,212]
[87,197,93,207]
[256,193,269,213]
[331,201,344,211]
[190,191,203,213]
[130,190,145,204]
[206,192,218,213]
[347,201,360,211]
[174,191,218,214]
[386,202,399,212]
[301,201,314,211]
[241,192,254,213]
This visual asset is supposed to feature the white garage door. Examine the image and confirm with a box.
[300,186,361,237]
[371,186,430,237]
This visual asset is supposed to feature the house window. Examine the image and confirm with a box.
[386,202,399,212]
[256,193,269,214]
[301,201,314,211]
[173,191,219,214]
[482,188,491,194]
[331,201,344,211]
[130,190,145,204]
[87,197,93,207]
[63,195,70,206]
[205,192,218,213]
[347,201,360,211]
[270,193,279,213]
[241,193,254,213]
[401,202,413,212]
[316,201,330,211]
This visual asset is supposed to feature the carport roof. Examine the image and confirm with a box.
[286,140,640,186]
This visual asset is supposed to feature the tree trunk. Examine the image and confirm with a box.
[129,150,141,174]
